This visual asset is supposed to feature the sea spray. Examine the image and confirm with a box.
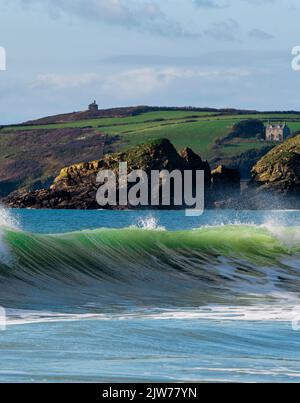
[0,206,19,230]
[0,206,18,265]
[133,216,166,231]
[263,220,300,249]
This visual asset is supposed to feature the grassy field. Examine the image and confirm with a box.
[5,111,219,131]
[4,111,300,160]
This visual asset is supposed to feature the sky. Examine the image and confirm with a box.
[0,0,300,124]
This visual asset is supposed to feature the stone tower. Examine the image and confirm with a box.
[88,100,98,112]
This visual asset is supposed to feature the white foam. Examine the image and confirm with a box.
[5,309,112,326]
[5,298,300,327]
[262,220,300,248]
[144,305,300,322]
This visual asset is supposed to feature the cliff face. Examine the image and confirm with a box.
[5,139,212,210]
[251,135,300,196]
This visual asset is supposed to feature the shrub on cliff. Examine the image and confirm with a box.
[219,119,265,145]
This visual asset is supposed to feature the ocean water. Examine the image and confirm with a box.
[0,208,300,383]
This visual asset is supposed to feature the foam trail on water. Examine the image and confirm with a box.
[5,296,300,326]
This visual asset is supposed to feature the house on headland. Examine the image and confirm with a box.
[265,121,290,142]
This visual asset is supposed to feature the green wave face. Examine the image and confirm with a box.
[3,224,298,265]
[0,225,300,311]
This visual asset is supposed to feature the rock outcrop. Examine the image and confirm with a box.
[251,135,300,196]
[211,165,241,208]
[180,147,211,187]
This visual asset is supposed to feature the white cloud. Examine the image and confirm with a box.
[18,0,198,38]
[16,0,276,42]
[30,67,250,98]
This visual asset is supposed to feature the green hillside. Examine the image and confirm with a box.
[4,111,300,159]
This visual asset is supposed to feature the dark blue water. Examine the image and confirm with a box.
[14,208,300,233]
[0,208,300,383]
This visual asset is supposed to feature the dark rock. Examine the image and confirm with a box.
[180,147,211,187]
[212,165,240,192]
[210,165,241,208]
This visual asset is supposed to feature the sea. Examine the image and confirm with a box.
[0,207,300,383]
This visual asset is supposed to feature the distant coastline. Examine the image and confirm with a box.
[1,105,300,210]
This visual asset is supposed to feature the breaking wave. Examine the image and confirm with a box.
[0,219,299,316]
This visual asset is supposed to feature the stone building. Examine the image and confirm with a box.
[265,121,290,142]
[88,100,99,112]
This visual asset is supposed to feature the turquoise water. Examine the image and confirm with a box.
[0,208,300,383]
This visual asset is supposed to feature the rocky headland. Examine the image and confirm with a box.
[4,135,300,210]
[4,139,215,209]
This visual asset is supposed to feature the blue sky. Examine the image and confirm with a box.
[0,0,299,124]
